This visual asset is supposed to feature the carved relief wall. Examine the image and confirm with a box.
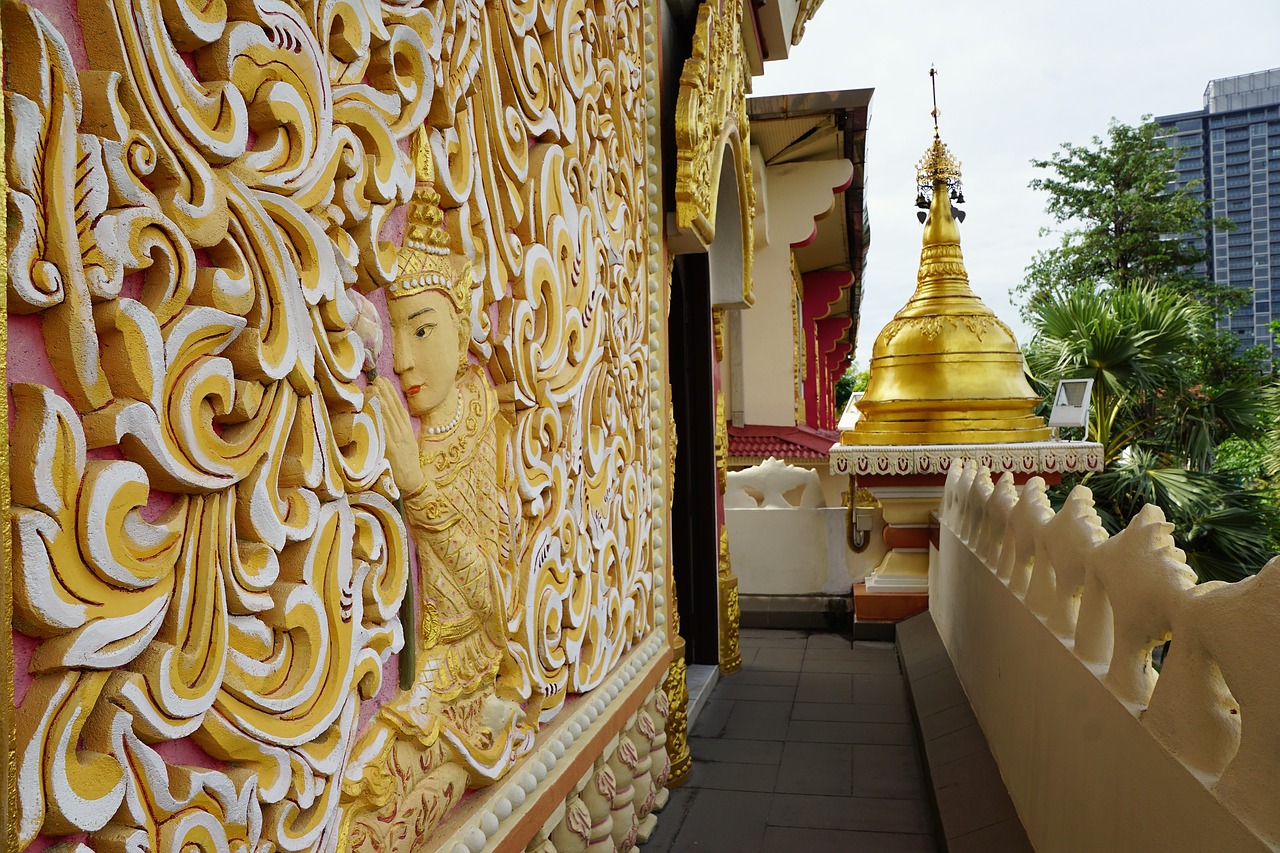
[3,0,670,849]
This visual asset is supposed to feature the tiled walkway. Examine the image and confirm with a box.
[646,629,938,852]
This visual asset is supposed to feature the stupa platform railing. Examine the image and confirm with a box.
[933,459,1280,852]
[829,441,1103,479]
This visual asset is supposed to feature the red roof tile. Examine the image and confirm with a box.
[727,424,840,461]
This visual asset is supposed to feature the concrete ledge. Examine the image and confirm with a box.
[897,611,1033,853]
[685,663,720,732]
[738,593,850,630]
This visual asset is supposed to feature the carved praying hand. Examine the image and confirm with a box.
[372,376,430,498]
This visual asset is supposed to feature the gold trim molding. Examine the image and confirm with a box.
[0,11,13,846]
[791,1,827,45]
[673,0,756,302]
[717,527,742,674]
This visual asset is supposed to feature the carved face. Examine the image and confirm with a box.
[388,289,465,421]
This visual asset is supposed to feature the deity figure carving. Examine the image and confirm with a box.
[341,133,537,848]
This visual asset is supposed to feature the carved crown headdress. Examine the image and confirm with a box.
[389,129,472,311]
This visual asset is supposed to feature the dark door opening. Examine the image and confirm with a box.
[668,252,720,665]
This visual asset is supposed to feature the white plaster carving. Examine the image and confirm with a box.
[976,472,1018,567]
[998,477,1052,596]
[961,464,994,545]
[725,457,825,508]
[1035,487,1108,637]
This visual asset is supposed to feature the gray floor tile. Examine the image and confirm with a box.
[715,681,796,703]
[761,826,936,853]
[690,736,783,766]
[802,656,901,675]
[749,647,807,671]
[805,633,855,649]
[930,747,1002,793]
[668,789,773,852]
[687,759,779,793]
[792,701,910,724]
[776,741,852,796]
[656,629,942,852]
[851,672,908,705]
[787,718,915,746]
[690,698,734,738]
[910,667,968,716]
[852,744,927,799]
[905,648,954,683]
[642,784,695,850]
[742,628,809,640]
[803,646,867,661]
[796,672,854,703]
[804,645,895,662]
[732,667,800,686]
[768,792,932,834]
[744,638,809,652]
[723,700,792,741]
[934,768,1018,839]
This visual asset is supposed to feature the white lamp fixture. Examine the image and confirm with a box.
[1048,378,1094,441]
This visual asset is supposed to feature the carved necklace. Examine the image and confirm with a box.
[423,389,462,435]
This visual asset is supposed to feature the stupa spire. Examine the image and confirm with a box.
[840,69,1050,446]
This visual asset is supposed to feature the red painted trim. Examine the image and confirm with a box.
[791,226,818,249]
[831,171,855,195]
[883,525,931,550]
[800,271,856,430]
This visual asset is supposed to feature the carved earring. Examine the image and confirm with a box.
[457,318,470,377]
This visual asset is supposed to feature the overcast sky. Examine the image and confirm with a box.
[752,0,1280,369]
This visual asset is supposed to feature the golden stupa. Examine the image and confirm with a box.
[843,85,1050,446]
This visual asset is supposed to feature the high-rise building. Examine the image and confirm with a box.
[1157,68,1280,354]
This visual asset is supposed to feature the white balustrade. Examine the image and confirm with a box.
[936,462,1280,851]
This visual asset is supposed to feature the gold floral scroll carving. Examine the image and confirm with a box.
[792,0,827,45]
[717,525,742,674]
[712,388,740,671]
[424,0,657,716]
[674,0,756,302]
[662,392,691,788]
[5,0,422,846]
[0,11,12,845]
[7,0,662,848]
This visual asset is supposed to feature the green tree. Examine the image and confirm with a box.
[1017,118,1237,314]
[833,362,869,415]
[1025,285,1279,582]
[1026,286,1208,464]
